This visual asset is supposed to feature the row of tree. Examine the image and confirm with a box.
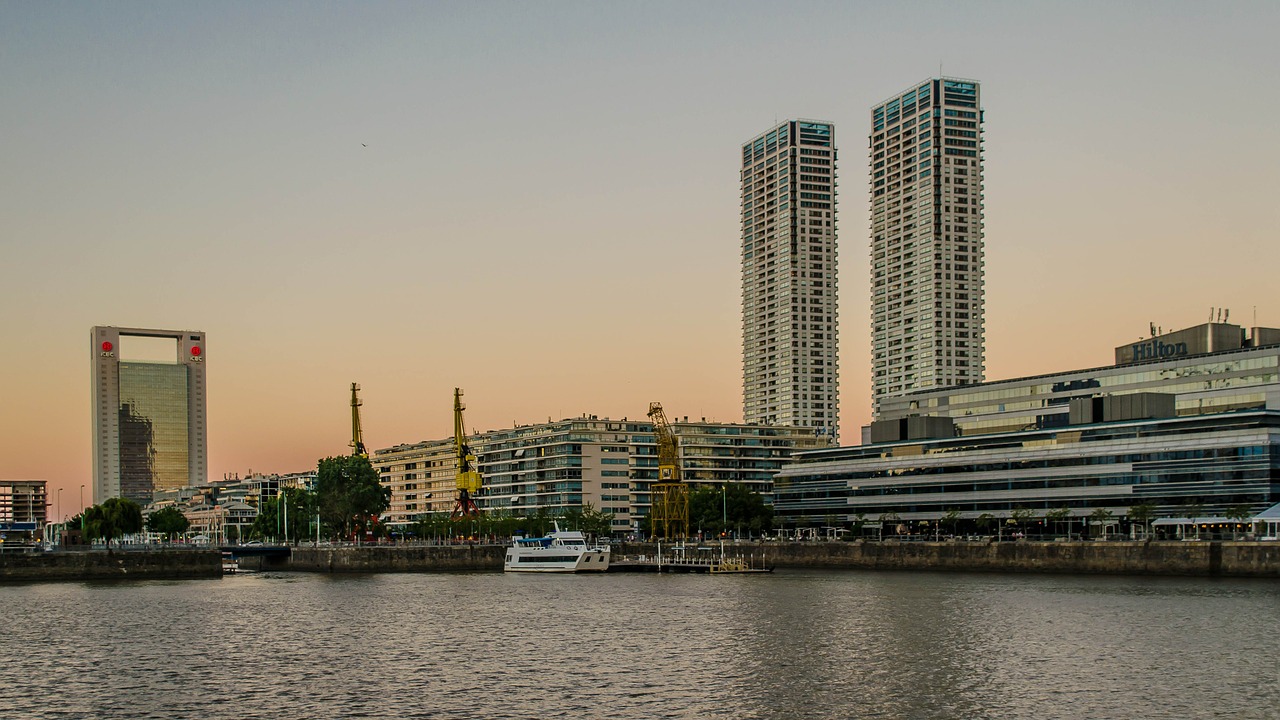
[846,501,1259,540]
[69,498,191,545]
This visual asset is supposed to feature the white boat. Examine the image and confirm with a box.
[504,530,611,573]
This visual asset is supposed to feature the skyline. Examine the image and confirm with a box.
[2,2,1278,517]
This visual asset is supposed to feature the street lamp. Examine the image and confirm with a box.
[57,488,62,522]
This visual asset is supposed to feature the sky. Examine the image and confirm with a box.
[2,1,1278,519]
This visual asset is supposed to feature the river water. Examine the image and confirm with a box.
[1,569,1276,719]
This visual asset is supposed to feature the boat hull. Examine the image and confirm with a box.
[503,548,611,573]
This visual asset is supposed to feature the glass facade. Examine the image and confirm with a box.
[879,345,1280,436]
[774,411,1280,528]
[118,362,190,503]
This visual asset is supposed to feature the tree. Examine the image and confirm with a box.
[976,513,995,538]
[315,455,390,540]
[687,483,773,539]
[1127,503,1156,540]
[83,497,143,546]
[1045,507,1072,539]
[146,506,190,541]
[878,512,901,541]
[1225,503,1254,539]
[1089,507,1114,540]
[560,503,613,538]
[939,508,962,540]
[252,488,316,543]
[851,512,868,539]
[1009,507,1035,538]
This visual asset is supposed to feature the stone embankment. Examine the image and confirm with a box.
[0,549,222,583]
[286,544,504,573]
[276,540,1280,577]
[612,540,1280,578]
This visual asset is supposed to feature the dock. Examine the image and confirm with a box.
[610,545,773,574]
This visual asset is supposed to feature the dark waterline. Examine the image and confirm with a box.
[3,570,1277,719]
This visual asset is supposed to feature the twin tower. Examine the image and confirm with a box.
[740,78,986,440]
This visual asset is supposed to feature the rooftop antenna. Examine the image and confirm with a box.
[1149,322,1156,337]
[1224,308,1230,324]
[1209,307,1215,323]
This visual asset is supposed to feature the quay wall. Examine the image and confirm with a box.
[277,541,1280,577]
[286,544,504,573]
[611,540,1280,578]
[0,549,222,583]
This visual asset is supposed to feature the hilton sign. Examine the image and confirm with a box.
[1130,339,1189,362]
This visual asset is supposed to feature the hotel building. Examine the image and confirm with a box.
[91,326,207,505]
[870,78,985,415]
[774,323,1280,530]
[741,120,840,438]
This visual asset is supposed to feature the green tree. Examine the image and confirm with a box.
[687,484,773,539]
[251,488,316,543]
[1045,507,1072,539]
[1009,507,1035,537]
[1089,507,1115,540]
[878,512,901,541]
[560,503,614,538]
[940,508,962,539]
[1127,503,1156,540]
[83,497,144,546]
[850,512,868,539]
[976,513,996,538]
[1225,503,1254,539]
[146,506,191,541]
[315,455,390,540]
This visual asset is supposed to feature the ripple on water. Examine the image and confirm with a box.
[1,571,1278,719]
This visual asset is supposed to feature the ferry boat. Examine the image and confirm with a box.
[504,530,611,573]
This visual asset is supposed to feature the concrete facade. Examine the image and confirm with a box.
[741,120,840,438]
[870,78,986,415]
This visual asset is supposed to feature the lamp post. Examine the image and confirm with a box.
[57,488,62,523]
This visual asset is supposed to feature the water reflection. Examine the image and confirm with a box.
[0,571,1276,719]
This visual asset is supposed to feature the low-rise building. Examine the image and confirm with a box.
[372,415,826,534]
[0,480,48,541]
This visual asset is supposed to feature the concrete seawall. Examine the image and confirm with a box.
[0,549,222,583]
[613,540,1280,578]
[276,540,1280,577]
[286,544,505,573]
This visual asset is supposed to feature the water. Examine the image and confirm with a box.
[2,570,1277,719]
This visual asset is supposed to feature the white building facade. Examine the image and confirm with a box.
[870,79,985,416]
[741,120,840,439]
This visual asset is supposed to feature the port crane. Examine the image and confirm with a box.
[647,402,688,540]
[451,387,482,518]
[350,382,367,457]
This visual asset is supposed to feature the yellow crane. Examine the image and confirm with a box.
[647,402,688,540]
[452,387,482,518]
[350,382,367,457]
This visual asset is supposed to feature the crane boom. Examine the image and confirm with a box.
[452,387,481,518]
[647,402,688,540]
[350,382,367,457]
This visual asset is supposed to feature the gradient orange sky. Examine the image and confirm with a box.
[2,2,1278,519]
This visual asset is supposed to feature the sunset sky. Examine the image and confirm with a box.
[2,1,1278,519]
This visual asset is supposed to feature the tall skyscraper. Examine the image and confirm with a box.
[869,78,985,416]
[91,326,207,505]
[741,120,839,438]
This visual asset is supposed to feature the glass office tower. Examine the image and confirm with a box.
[92,326,207,505]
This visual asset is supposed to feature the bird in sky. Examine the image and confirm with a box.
[362,143,367,147]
